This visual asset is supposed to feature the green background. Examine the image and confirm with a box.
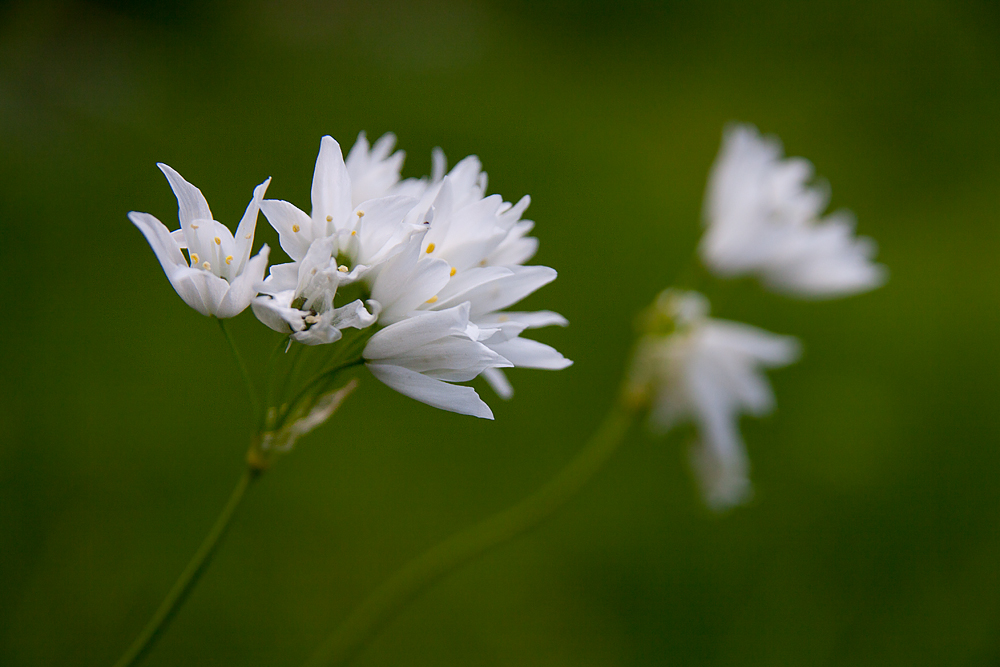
[2,0,999,664]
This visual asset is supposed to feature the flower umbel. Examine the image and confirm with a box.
[628,289,800,509]
[253,134,571,418]
[129,164,271,318]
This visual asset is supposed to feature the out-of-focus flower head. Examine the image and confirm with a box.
[628,289,799,509]
[701,124,887,299]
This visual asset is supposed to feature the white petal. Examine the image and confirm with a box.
[260,199,314,261]
[488,338,572,370]
[311,136,352,232]
[157,163,212,229]
[366,363,494,419]
[129,211,186,273]
[215,245,270,318]
[364,304,469,360]
[233,177,270,274]
[482,367,514,400]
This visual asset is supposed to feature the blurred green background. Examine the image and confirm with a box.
[2,0,999,664]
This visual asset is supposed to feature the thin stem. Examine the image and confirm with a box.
[303,399,636,667]
[218,318,260,415]
[112,467,260,667]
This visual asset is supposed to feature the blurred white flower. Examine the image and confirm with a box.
[701,124,886,298]
[628,290,800,509]
[129,164,270,318]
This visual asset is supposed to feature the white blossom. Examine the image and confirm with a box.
[254,134,570,418]
[701,124,886,298]
[129,164,270,318]
[628,290,799,509]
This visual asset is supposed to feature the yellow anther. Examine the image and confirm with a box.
[498,315,509,323]
[190,223,199,230]
[310,268,318,275]
[479,259,487,267]
[326,215,333,222]
[357,210,365,218]
[425,296,438,304]
[225,255,233,265]
[202,261,211,270]
[190,253,199,264]
[426,243,435,253]
[245,233,252,239]
[338,265,349,273]
[292,224,300,233]
[350,230,357,236]
[304,315,320,324]
[449,267,457,277]
[214,237,222,245]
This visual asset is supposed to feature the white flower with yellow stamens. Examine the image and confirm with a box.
[701,124,887,298]
[129,164,270,318]
[628,290,799,509]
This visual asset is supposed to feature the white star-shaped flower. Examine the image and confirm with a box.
[129,164,270,318]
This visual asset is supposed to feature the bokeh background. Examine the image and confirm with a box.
[2,0,999,664]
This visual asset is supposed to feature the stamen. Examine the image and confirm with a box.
[449,267,457,276]
[338,265,349,273]
[357,210,365,218]
[480,259,487,267]
[311,268,318,275]
[426,243,435,253]
[498,315,509,323]
[326,215,333,222]
[245,233,252,239]
[202,261,211,270]
[292,224,300,232]
[425,296,438,304]
[214,237,222,245]
[350,230,357,236]
[190,253,199,264]
[190,223,199,230]
[225,255,233,265]
[304,314,320,324]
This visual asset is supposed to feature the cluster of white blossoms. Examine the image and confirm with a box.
[629,124,886,509]
[131,132,570,420]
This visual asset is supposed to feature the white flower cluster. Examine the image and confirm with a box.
[130,132,570,420]
[630,124,885,509]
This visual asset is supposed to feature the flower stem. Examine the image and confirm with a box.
[111,467,260,667]
[218,318,260,415]
[303,399,636,667]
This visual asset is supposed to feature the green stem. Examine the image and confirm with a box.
[303,399,636,667]
[218,318,260,415]
[276,358,365,430]
[111,467,260,667]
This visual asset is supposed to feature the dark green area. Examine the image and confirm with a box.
[1,0,998,664]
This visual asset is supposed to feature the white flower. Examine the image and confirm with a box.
[129,164,270,318]
[252,236,378,345]
[255,133,570,418]
[701,124,887,298]
[628,290,800,509]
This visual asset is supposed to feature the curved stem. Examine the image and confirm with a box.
[303,400,636,667]
[112,467,260,667]
[218,318,260,415]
